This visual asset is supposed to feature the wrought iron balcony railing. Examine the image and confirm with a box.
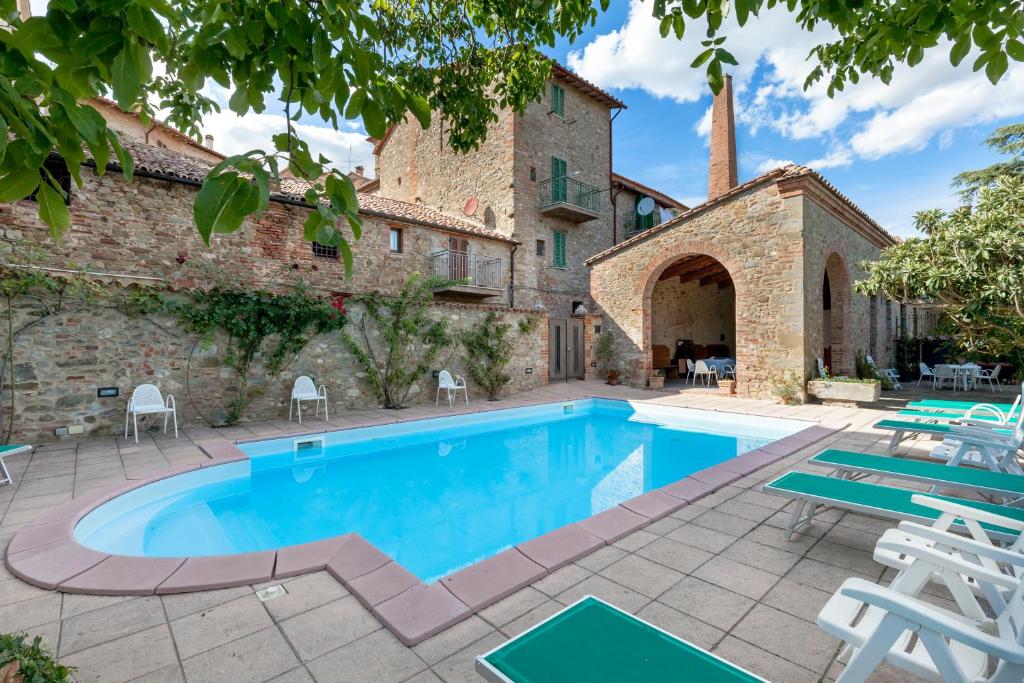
[539,176,601,215]
[430,250,503,290]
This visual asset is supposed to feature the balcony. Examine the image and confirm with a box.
[430,250,503,299]
[622,209,663,237]
[539,176,601,222]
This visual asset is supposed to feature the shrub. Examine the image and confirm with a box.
[0,633,73,682]
[460,312,538,400]
[594,332,617,378]
[772,370,804,405]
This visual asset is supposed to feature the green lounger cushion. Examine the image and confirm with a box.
[764,471,1024,537]
[875,419,954,433]
[908,400,1018,414]
[897,409,1002,422]
[809,449,1024,498]
[0,445,30,456]
[478,596,766,683]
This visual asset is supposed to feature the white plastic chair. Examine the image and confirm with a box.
[693,360,718,386]
[721,363,736,380]
[934,364,958,390]
[917,362,935,387]
[436,370,468,407]
[125,384,177,443]
[975,365,1003,393]
[289,376,328,424]
[816,357,827,378]
[681,358,696,384]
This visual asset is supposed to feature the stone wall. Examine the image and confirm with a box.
[589,181,805,398]
[3,293,547,443]
[650,278,736,352]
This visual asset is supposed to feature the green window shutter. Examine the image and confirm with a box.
[551,84,565,117]
[553,230,566,268]
[551,157,567,203]
[634,195,654,230]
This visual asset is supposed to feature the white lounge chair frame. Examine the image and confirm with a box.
[289,376,328,424]
[0,444,31,485]
[436,370,468,407]
[125,383,177,443]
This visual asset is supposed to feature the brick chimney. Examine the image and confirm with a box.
[707,75,738,201]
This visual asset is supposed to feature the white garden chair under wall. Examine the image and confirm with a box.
[867,355,902,390]
[975,365,1003,393]
[693,360,718,386]
[289,376,328,424]
[817,357,827,378]
[125,384,177,444]
[682,359,696,384]
[917,362,935,387]
[933,364,958,390]
[436,370,468,407]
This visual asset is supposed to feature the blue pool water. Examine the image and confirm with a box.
[75,399,806,581]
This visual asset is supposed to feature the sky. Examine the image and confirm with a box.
[31,0,1024,237]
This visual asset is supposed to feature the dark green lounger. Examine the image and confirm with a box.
[809,449,1024,500]
[763,471,1024,541]
[873,419,1011,452]
[476,596,767,683]
[897,409,1003,423]
[907,399,1018,414]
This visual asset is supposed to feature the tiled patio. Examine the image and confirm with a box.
[0,381,976,682]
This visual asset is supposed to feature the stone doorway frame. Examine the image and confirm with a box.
[820,251,853,375]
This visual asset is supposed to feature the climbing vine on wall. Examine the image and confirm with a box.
[340,273,455,409]
[460,312,540,401]
[170,283,348,425]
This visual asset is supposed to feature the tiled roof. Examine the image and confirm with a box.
[611,173,687,210]
[90,97,224,160]
[550,63,626,110]
[96,137,516,244]
[587,164,897,265]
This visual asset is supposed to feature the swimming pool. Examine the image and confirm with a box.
[74,399,808,582]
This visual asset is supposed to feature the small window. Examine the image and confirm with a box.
[551,84,565,118]
[28,158,72,206]
[389,228,403,253]
[536,239,545,256]
[553,230,567,268]
[530,167,536,182]
[311,242,338,259]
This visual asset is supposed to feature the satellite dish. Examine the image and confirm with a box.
[462,197,479,216]
[636,197,656,216]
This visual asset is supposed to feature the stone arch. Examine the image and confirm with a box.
[636,241,750,382]
[820,251,853,375]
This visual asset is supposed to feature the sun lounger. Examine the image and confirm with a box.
[873,419,1012,452]
[476,595,768,683]
[0,444,31,485]
[808,449,1024,502]
[907,399,1019,414]
[897,409,1004,423]
[762,471,1024,542]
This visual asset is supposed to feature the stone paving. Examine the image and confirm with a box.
[0,381,983,682]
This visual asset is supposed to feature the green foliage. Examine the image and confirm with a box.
[856,175,1024,372]
[771,370,803,406]
[594,332,617,376]
[0,0,606,242]
[340,273,454,409]
[460,312,539,400]
[171,284,346,424]
[652,0,1022,95]
[0,632,73,682]
[953,123,1024,201]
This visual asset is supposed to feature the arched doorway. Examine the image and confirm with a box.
[821,252,851,375]
[647,253,737,386]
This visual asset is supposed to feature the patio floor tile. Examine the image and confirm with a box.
[713,635,820,683]
[598,554,684,598]
[554,574,650,614]
[411,614,495,666]
[59,595,164,656]
[373,584,472,646]
[635,536,714,574]
[637,601,725,650]
[280,595,380,661]
[181,626,299,683]
[262,571,349,621]
[692,555,780,600]
[665,523,736,554]
[307,629,426,683]
[348,561,420,608]
[441,549,545,611]
[732,604,840,673]
[170,594,273,659]
[515,524,603,571]
[61,625,178,683]
[476,587,549,629]
[574,506,647,543]
[659,576,755,631]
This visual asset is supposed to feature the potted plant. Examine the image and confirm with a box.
[648,369,665,390]
[806,376,881,406]
[719,378,736,395]
[606,369,621,386]
[595,332,619,385]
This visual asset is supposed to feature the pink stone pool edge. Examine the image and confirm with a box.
[6,418,841,646]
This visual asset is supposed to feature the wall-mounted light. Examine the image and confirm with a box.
[525,368,533,375]
[97,387,119,398]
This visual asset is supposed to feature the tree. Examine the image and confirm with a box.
[340,273,454,409]
[953,123,1024,200]
[460,312,539,400]
[855,175,1024,369]
[2,0,1022,244]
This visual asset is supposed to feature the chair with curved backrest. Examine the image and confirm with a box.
[436,370,468,407]
[976,364,1003,393]
[125,383,177,443]
[693,360,718,386]
[933,364,957,390]
[680,358,695,384]
[916,362,935,387]
[290,376,328,424]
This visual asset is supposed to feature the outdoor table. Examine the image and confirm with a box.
[935,363,981,391]
[703,357,735,378]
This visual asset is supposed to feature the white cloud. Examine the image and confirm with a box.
[755,157,793,174]
[569,0,1024,164]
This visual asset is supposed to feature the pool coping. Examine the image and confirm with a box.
[6,401,843,645]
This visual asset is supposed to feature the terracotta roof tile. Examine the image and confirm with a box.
[97,138,516,244]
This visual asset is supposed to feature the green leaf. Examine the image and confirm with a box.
[690,48,714,68]
[111,45,142,109]
[985,51,1008,84]
[0,168,40,201]
[950,34,971,66]
[362,99,386,139]
[1007,38,1024,62]
[36,180,71,239]
[406,94,431,129]
[193,174,259,244]
[107,129,135,180]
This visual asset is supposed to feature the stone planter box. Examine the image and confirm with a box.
[719,379,736,395]
[647,375,665,390]
[807,379,880,406]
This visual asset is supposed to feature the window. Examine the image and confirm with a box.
[28,158,72,205]
[551,157,567,203]
[536,239,545,256]
[553,230,566,268]
[389,228,403,253]
[551,84,565,117]
[311,242,338,259]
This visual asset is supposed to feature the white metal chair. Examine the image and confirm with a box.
[693,360,718,386]
[721,363,736,380]
[289,376,328,424]
[867,355,902,390]
[934,364,958,390]
[436,370,468,407]
[681,358,696,384]
[916,362,935,387]
[125,384,177,443]
[975,365,1003,393]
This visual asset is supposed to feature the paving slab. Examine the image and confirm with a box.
[515,524,603,571]
[157,550,275,593]
[373,584,471,646]
[574,506,647,543]
[441,549,546,611]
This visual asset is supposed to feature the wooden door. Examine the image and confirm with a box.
[549,319,567,380]
[449,236,469,280]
